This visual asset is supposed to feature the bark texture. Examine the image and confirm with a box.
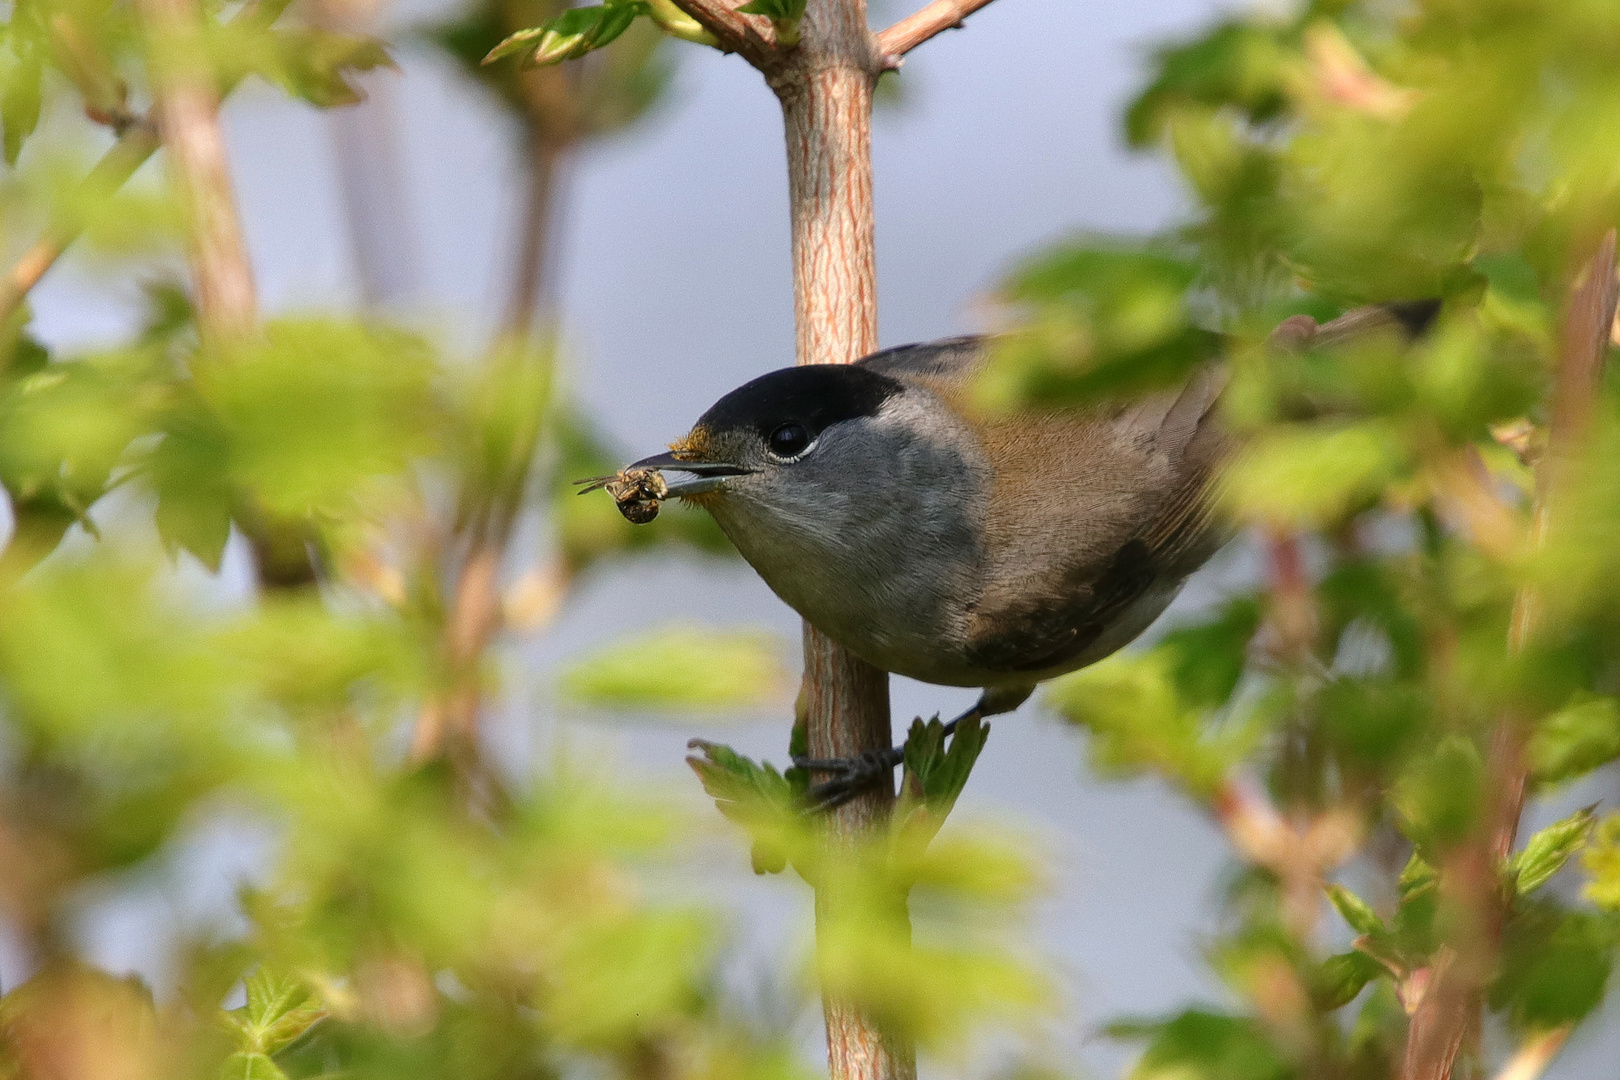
[775,4,912,1079]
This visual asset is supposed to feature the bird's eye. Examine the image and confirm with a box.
[767,422,813,460]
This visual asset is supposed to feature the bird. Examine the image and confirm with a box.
[582,305,1435,810]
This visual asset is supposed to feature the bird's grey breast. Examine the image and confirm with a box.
[706,384,992,685]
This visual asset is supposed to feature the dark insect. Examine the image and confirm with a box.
[575,466,668,524]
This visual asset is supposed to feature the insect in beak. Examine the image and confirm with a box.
[573,453,751,523]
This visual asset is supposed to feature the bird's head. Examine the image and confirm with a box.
[621,363,914,520]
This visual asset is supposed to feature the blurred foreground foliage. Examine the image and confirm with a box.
[0,0,1056,1077]
[972,0,1620,1077]
[7,0,1620,1077]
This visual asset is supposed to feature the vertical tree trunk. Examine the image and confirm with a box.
[774,4,914,1078]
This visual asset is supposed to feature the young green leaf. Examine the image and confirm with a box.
[223,968,326,1056]
[1311,950,1384,1011]
[1511,805,1597,897]
[685,738,803,875]
[484,5,640,68]
[894,712,990,847]
[1325,883,1387,937]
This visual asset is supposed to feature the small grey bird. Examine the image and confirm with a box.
[586,334,1229,807]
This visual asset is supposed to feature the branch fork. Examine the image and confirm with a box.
[667,0,998,76]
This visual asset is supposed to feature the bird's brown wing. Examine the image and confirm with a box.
[857,336,987,380]
[961,366,1228,675]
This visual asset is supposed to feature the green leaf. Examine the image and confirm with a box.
[1398,851,1437,903]
[978,239,1220,413]
[1491,903,1614,1030]
[272,28,394,108]
[894,712,990,846]
[1,52,41,166]
[1156,597,1262,710]
[1511,805,1597,897]
[148,397,234,572]
[1222,420,1408,527]
[481,23,550,65]
[484,5,640,67]
[1125,21,1290,147]
[1045,649,1257,800]
[1116,1010,1291,1080]
[559,623,789,712]
[224,968,326,1056]
[684,739,804,875]
[1529,697,1620,787]
[1311,950,1384,1010]
[1325,883,1386,937]
[1394,736,1485,847]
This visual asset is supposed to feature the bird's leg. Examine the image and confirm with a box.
[795,686,1032,814]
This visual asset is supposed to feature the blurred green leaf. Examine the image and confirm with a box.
[1584,813,1620,912]
[977,239,1220,412]
[1126,22,1290,147]
[1529,697,1620,788]
[1115,1010,1292,1080]
[1046,649,1261,800]
[1310,950,1383,1011]
[1394,736,1485,848]
[1491,902,1614,1030]
[225,968,326,1056]
[560,623,789,712]
[1157,597,1262,710]
[201,319,442,523]
[1222,420,1407,527]
[1,51,41,166]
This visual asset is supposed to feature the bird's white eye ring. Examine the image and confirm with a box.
[766,422,816,462]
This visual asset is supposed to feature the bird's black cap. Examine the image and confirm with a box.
[694,364,903,444]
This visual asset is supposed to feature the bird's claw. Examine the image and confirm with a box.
[793,746,905,814]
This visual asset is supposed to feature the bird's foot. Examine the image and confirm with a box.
[793,746,906,814]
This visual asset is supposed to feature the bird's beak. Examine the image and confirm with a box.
[626,451,751,498]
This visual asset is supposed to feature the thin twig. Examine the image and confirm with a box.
[667,0,780,68]
[873,0,998,65]
[0,0,290,330]
[1400,230,1619,1080]
[1492,1027,1570,1080]
[138,0,258,344]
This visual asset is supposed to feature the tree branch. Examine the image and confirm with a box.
[0,0,291,330]
[874,0,998,65]
[138,0,258,345]
[667,0,781,69]
[1400,229,1620,1080]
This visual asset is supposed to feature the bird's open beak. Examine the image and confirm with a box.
[626,451,751,498]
